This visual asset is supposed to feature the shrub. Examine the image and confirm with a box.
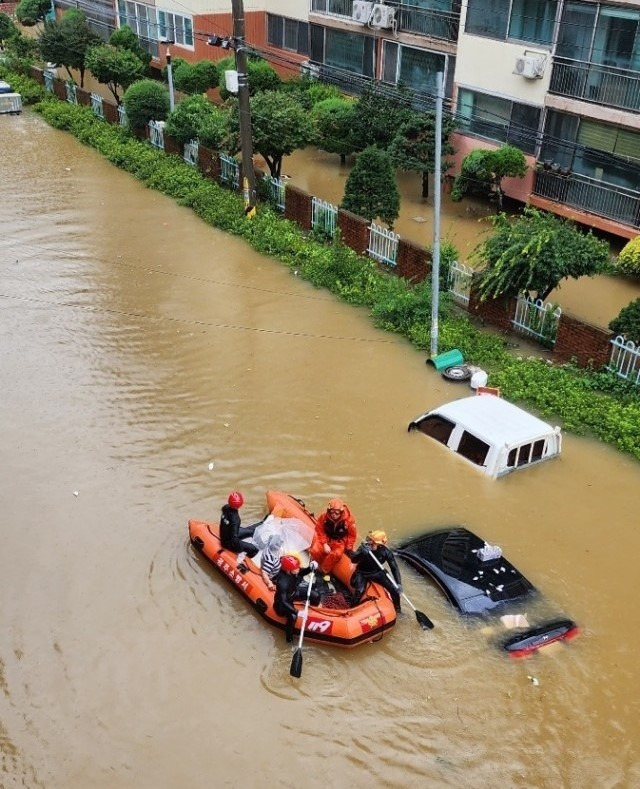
[123,79,169,130]
[609,298,640,344]
[616,236,640,277]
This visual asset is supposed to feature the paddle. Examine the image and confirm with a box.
[365,546,434,631]
[289,569,316,678]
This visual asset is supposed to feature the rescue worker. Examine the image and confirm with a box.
[309,498,357,575]
[219,490,258,568]
[273,555,319,642]
[350,530,402,613]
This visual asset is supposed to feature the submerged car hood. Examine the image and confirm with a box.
[396,527,535,615]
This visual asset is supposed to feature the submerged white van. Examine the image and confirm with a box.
[408,394,562,478]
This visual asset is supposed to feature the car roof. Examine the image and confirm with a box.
[426,394,558,446]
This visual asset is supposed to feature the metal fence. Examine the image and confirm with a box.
[183,140,199,166]
[148,120,165,150]
[550,57,640,113]
[265,175,285,212]
[448,260,473,307]
[310,0,352,16]
[512,294,561,346]
[117,105,127,126]
[44,70,55,93]
[311,197,338,237]
[367,223,398,267]
[392,2,459,40]
[607,335,640,385]
[90,92,104,119]
[219,153,240,189]
[65,82,77,104]
[534,169,640,230]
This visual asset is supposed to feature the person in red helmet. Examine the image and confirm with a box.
[309,498,357,575]
[219,490,258,568]
[273,555,319,642]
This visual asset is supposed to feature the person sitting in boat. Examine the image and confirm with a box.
[273,555,320,642]
[260,533,284,592]
[219,491,258,569]
[350,531,402,613]
[309,498,357,576]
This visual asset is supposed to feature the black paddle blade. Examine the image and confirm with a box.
[416,610,434,630]
[290,648,303,678]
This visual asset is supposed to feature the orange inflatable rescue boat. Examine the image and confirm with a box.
[188,490,397,647]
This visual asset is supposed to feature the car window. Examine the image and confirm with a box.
[416,414,455,445]
[457,431,490,466]
[508,439,546,467]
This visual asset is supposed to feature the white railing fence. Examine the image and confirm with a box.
[44,70,55,92]
[448,260,473,306]
[512,294,561,346]
[117,105,128,126]
[607,335,640,385]
[219,153,240,189]
[311,197,338,237]
[90,92,104,119]
[183,139,199,166]
[367,223,399,267]
[148,120,165,150]
[65,82,77,104]
[265,175,285,211]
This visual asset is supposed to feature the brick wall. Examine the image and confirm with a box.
[468,279,517,332]
[553,313,612,368]
[0,3,18,14]
[338,208,369,256]
[396,238,431,283]
[284,185,313,231]
[76,88,91,108]
[197,146,220,181]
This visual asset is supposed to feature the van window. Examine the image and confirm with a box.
[415,415,455,445]
[508,439,547,467]
[532,439,545,460]
[517,443,532,466]
[457,431,490,466]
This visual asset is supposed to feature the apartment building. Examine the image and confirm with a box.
[54,0,640,238]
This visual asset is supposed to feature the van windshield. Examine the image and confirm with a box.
[415,414,455,445]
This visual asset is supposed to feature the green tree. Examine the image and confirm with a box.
[3,29,39,64]
[15,0,49,26]
[473,206,610,301]
[388,111,457,198]
[198,109,229,151]
[351,84,414,151]
[452,145,527,209]
[165,94,227,146]
[341,145,400,228]
[173,59,218,95]
[37,9,99,87]
[217,56,280,100]
[123,78,170,131]
[311,97,357,164]
[85,44,147,105]
[279,74,340,110]
[609,298,640,343]
[0,12,18,46]
[109,24,151,68]
[616,236,640,277]
[228,90,313,177]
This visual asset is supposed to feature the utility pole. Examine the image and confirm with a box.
[430,71,444,358]
[231,0,256,217]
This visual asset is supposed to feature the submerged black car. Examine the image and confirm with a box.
[396,527,578,657]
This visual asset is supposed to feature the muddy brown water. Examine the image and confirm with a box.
[1,112,639,788]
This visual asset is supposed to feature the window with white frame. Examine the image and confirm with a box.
[116,0,158,57]
[158,9,194,47]
[457,88,541,154]
[465,0,558,46]
[382,41,447,94]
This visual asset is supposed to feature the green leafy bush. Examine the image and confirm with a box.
[122,79,169,130]
[616,236,640,277]
[609,298,640,344]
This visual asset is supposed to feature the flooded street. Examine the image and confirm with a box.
[1,111,640,788]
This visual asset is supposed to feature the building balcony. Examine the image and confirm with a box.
[310,0,460,41]
[549,57,640,114]
[533,167,640,231]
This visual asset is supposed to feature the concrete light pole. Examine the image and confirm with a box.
[160,38,175,112]
[230,0,256,216]
[430,71,444,358]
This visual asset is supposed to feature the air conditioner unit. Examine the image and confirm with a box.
[514,55,544,79]
[370,3,396,29]
[352,0,373,23]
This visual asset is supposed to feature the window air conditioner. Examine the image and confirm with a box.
[370,3,396,29]
[514,55,544,79]
[352,0,373,23]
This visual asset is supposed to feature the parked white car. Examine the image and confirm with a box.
[408,394,562,478]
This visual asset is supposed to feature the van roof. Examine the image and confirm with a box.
[430,394,558,447]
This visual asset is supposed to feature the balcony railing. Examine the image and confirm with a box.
[550,57,640,114]
[310,0,459,39]
[533,168,640,230]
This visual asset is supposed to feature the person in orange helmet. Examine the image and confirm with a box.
[350,530,402,613]
[309,498,357,575]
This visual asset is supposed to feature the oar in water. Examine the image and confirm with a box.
[289,570,316,678]
[365,547,434,631]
